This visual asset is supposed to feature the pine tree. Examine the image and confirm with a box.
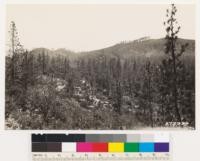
[8,21,24,88]
[114,57,122,114]
[163,4,188,122]
[145,59,153,127]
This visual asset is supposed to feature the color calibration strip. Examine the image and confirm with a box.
[32,134,170,153]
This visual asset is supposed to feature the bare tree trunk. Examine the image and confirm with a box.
[147,61,153,127]
[11,24,15,86]
[171,38,182,123]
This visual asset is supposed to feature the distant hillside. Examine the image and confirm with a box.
[80,38,195,60]
[30,38,195,61]
[30,48,80,61]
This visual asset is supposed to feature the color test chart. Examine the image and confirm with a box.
[31,134,171,161]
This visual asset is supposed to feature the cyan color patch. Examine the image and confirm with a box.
[139,143,154,152]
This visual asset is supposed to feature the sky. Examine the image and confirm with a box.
[6,4,195,52]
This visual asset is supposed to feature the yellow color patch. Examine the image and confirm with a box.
[108,142,124,152]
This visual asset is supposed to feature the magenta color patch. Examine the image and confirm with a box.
[76,142,93,152]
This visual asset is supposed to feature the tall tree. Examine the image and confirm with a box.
[163,4,188,122]
[8,21,24,87]
[145,59,153,127]
[114,58,122,114]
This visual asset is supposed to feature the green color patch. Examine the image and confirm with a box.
[124,143,139,152]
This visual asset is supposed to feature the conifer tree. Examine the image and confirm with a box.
[8,21,24,87]
[163,4,188,122]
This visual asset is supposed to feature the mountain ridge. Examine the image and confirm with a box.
[30,38,195,60]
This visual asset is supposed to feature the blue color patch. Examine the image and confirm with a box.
[139,143,154,152]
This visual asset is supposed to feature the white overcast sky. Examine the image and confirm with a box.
[6,4,195,52]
